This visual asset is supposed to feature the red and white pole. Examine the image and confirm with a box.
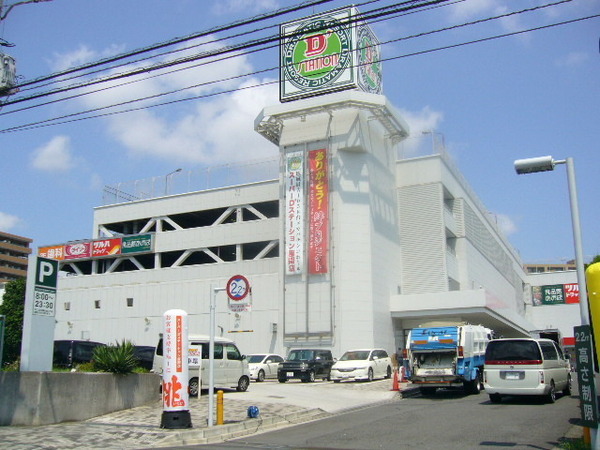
[160,309,192,428]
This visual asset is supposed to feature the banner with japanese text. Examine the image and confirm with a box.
[532,283,580,306]
[308,149,329,274]
[285,151,305,274]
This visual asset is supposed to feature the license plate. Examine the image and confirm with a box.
[287,372,294,377]
[505,371,521,380]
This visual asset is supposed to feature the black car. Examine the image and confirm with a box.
[278,349,334,383]
[133,345,156,370]
[53,340,105,368]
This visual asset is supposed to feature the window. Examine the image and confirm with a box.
[225,344,242,361]
[126,298,134,307]
[539,341,558,360]
[94,300,101,309]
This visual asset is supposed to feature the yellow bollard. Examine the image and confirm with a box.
[216,390,224,425]
[586,263,600,359]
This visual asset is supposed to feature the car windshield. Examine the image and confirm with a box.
[486,340,542,362]
[288,350,315,361]
[248,355,266,363]
[340,351,370,361]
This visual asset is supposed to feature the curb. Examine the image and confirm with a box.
[155,408,331,446]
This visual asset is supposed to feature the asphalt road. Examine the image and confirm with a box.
[202,383,581,449]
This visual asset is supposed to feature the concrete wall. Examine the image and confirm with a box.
[0,372,160,426]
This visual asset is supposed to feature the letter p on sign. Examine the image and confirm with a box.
[35,257,58,289]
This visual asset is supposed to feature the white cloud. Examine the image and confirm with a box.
[396,106,444,157]
[212,0,279,15]
[448,0,497,20]
[0,212,21,231]
[107,79,278,164]
[49,44,125,72]
[31,135,76,172]
[556,51,589,67]
[494,213,518,236]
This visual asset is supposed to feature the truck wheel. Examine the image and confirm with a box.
[278,377,287,383]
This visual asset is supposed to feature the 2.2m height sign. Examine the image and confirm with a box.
[33,257,58,317]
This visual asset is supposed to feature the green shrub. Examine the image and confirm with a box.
[92,340,138,374]
[74,362,97,372]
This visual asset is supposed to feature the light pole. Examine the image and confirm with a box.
[514,155,589,325]
[164,168,182,195]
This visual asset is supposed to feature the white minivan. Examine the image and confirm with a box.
[483,338,571,403]
[152,334,250,396]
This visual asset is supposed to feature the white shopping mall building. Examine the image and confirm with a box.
[39,8,582,358]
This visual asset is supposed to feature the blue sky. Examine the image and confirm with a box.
[0,0,598,264]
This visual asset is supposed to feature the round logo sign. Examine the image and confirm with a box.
[357,24,382,94]
[282,14,352,91]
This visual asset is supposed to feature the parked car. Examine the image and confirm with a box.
[331,349,393,382]
[152,334,250,396]
[53,340,105,368]
[247,353,284,381]
[483,338,571,403]
[133,345,155,370]
[278,349,334,383]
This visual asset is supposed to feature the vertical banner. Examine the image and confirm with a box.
[574,325,598,428]
[161,309,192,429]
[308,149,329,274]
[285,151,305,274]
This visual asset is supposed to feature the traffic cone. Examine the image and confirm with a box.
[391,369,400,391]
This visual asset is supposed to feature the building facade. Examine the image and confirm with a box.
[0,230,31,288]
[41,90,547,358]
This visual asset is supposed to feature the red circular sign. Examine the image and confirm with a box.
[226,275,249,301]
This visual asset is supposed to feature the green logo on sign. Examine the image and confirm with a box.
[282,14,352,90]
[357,24,382,94]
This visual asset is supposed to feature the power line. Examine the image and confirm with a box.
[0,0,565,119]
[2,10,595,134]
[2,0,440,107]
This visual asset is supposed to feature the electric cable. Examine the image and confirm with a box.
[1,11,596,134]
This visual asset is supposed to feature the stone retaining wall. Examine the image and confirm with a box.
[0,372,160,426]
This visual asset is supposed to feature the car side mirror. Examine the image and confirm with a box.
[266,359,271,364]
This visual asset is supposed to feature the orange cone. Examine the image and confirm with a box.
[391,369,400,391]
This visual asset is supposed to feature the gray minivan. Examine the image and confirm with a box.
[483,338,571,403]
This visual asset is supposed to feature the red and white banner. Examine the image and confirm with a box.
[285,151,304,274]
[162,309,189,412]
[308,149,329,274]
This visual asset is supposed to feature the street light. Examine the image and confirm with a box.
[164,168,182,195]
[514,155,589,325]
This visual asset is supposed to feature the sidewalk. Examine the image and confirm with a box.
[0,379,414,449]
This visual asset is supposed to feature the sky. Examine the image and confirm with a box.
[0,0,598,264]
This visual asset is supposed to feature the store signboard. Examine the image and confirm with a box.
[38,234,153,261]
[308,149,329,274]
[532,283,579,306]
[122,234,153,254]
[285,151,305,274]
[280,7,382,102]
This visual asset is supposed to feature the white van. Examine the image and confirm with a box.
[483,338,571,403]
[152,334,250,396]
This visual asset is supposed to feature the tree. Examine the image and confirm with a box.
[0,278,26,366]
